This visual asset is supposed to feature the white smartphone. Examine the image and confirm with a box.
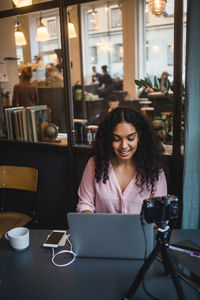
[43,230,66,248]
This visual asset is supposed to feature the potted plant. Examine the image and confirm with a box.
[135,76,185,144]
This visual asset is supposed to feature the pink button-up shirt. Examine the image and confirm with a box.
[77,157,167,214]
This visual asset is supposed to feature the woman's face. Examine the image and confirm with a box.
[112,122,139,161]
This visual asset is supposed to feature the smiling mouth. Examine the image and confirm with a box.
[118,150,130,156]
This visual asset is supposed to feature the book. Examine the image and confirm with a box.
[35,108,51,141]
[31,110,38,142]
[26,105,48,142]
[4,107,24,140]
[26,105,48,111]
[17,109,24,141]
[22,108,28,141]
[4,108,11,139]
[26,107,34,142]
[12,110,20,140]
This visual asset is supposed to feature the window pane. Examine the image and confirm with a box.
[70,2,124,146]
[111,7,122,28]
[144,0,175,154]
[145,0,174,79]
[0,9,67,145]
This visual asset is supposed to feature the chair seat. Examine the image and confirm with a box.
[0,212,31,238]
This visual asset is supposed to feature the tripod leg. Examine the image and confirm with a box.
[160,246,171,274]
[162,247,186,300]
[124,244,160,300]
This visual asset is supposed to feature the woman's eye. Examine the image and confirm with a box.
[113,137,120,142]
[128,137,135,141]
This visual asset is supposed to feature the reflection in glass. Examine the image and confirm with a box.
[0,9,67,145]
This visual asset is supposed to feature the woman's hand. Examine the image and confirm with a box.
[81,210,93,214]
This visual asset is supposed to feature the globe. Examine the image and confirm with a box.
[44,123,58,140]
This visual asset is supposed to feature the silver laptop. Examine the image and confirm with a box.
[67,213,153,259]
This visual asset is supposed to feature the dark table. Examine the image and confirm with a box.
[0,229,199,300]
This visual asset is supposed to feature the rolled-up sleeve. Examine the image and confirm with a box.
[77,157,96,213]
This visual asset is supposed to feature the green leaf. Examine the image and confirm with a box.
[140,79,148,88]
[154,76,160,90]
[163,78,169,92]
[135,79,142,87]
[144,77,153,88]
[134,80,143,89]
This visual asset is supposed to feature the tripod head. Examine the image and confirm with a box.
[140,195,180,229]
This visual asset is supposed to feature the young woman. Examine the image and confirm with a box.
[77,107,167,214]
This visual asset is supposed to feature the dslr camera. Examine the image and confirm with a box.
[141,195,179,224]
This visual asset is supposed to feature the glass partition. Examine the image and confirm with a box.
[0,8,67,145]
[0,0,185,153]
[144,0,186,155]
[143,0,175,154]
[66,0,186,156]
[69,1,126,146]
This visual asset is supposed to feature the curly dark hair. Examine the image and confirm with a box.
[93,106,164,195]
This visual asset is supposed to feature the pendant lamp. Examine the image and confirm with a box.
[15,21,27,46]
[36,17,50,42]
[149,0,167,16]
[13,0,32,7]
[68,12,77,39]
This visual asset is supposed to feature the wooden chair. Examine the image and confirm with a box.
[0,166,38,238]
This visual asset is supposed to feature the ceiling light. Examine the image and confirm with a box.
[15,21,27,46]
[91,7,97,15]
[149,0,167,16]
[13,0,32,7]
[36,17,50,42]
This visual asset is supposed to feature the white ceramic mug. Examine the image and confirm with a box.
[5,227,30,251]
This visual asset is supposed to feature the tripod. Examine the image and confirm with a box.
[124,223,185,300]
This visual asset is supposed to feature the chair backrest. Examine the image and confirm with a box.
[0,166,38,192]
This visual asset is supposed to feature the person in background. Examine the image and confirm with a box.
[77,107,167,214]
[93,94,120,125]
[92,66,101,84]
[159,71,170,91]
[12,66,39,107]
[98,65,114,99]
[114,76,123,91]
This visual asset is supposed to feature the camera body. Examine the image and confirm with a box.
[142,195,179,224]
